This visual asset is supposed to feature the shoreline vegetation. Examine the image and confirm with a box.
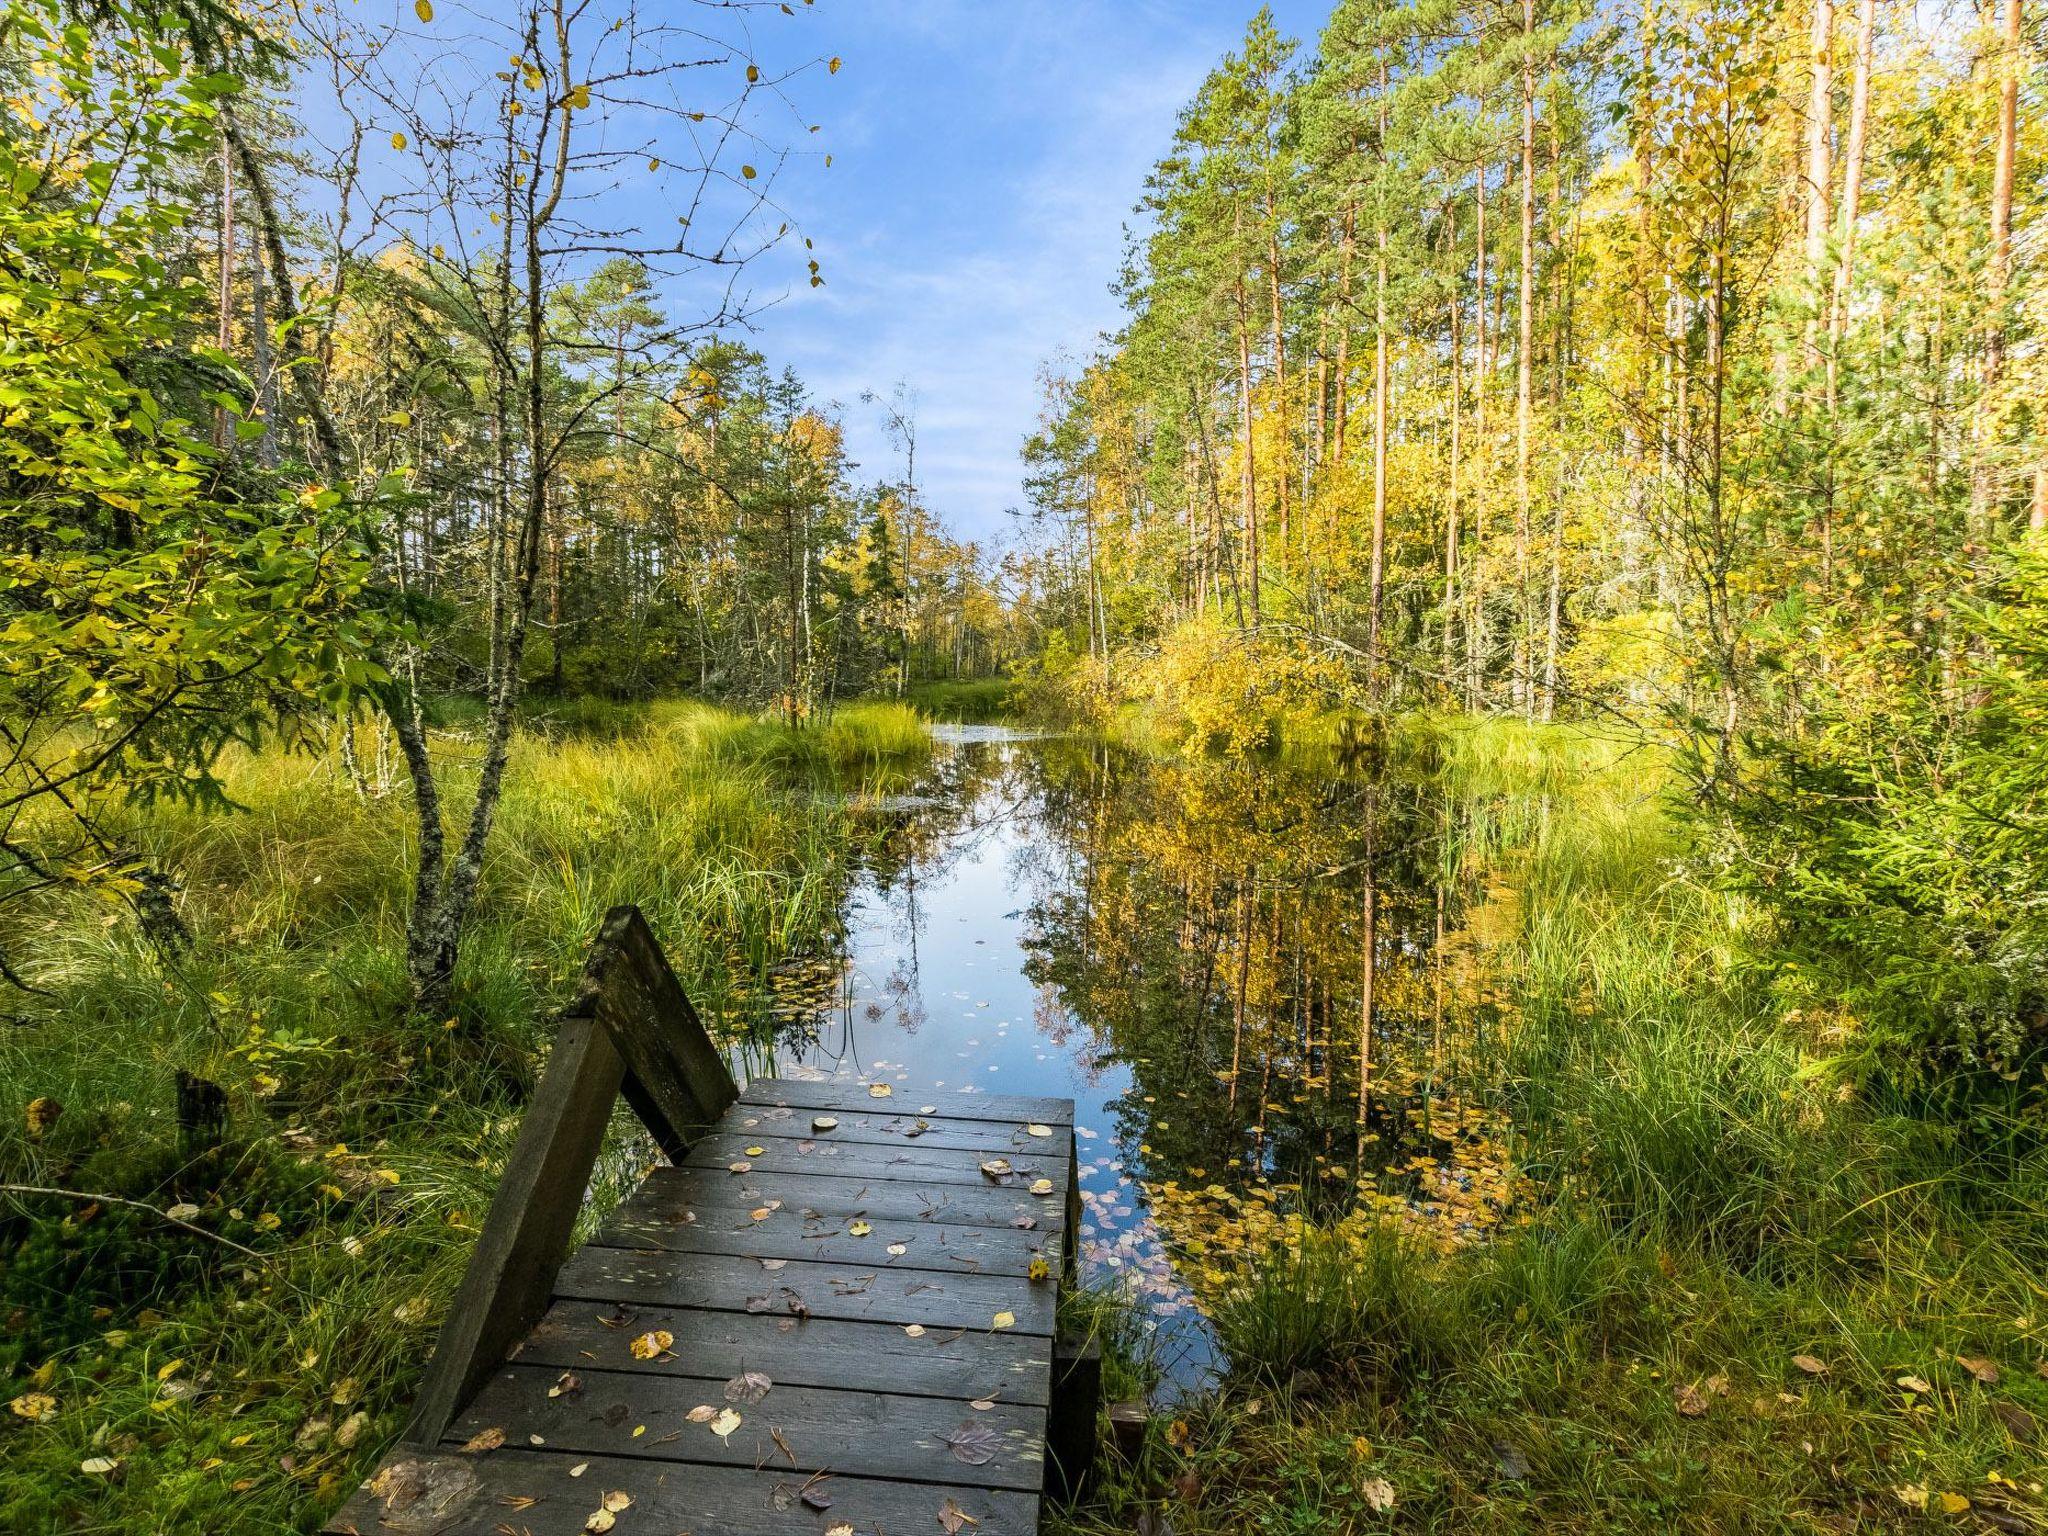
[1046,697,2048,1535]
[0,700,930,1533]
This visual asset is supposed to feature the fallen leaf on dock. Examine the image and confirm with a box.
[939,1422,1002,1465]
[627,1330,672,1360]
[724,1371,772,1403]
[458,1426,504,1453]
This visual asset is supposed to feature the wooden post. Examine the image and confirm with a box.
[403,905,734,1447]
[1046,1325,1101,1506]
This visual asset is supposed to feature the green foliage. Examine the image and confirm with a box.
[1717,547,2048,1084]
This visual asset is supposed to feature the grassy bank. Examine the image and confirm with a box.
[1056,716,2048,1535]
[0,700,929,1533]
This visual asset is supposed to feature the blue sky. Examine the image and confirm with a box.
[731,0,1335,546]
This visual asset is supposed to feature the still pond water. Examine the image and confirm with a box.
[760,725,1528,1390]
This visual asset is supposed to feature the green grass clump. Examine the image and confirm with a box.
[0,701,927,1534]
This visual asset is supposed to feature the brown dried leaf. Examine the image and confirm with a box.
[458,1425,504,1454]
[938,1496,980,1533]
[1790,1354,1828,1376]
[1956,1355,2000,1385]
[724,1370,772,1404]
[938,1421,1002,1466]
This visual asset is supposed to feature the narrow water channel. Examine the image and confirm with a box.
[768,724,1530,1390]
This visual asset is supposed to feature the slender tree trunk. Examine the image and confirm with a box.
[1516,1,1537,720]
[1468,165,1490,710]
[1444,197,1462,689]
[1823,0,1874,592]
[1237,271,1262,627]
[1367,52,1391,695]
[1267,198,1290,554]
[1972,0,2021,532]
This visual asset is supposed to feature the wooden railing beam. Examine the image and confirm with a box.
[401,905,736,1448]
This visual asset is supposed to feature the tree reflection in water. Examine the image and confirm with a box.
[772,725,1538,1383]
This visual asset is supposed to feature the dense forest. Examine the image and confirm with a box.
[4,0,2047,1532]
[1020,0,2048,1082]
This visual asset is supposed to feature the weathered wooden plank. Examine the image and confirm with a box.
[404,1013,627,1447]
[685,1129,1070,1193]
[448,1364,1047,1491]
[741,1076,1075,1126]
[589,906,737,1157]
[553,1245,1060,1336]
[729,1103,1067,1155]
[322,1447,1039,1536]
[512,1300,1054,1404]
[624,1162,1069,1233]
[595,1208,1061,1277]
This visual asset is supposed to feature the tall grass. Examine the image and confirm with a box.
[0,700,929,1534]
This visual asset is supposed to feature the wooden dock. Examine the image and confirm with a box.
[324,908,1092,1536]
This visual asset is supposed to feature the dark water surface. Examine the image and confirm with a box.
[763,725,1521,1389]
